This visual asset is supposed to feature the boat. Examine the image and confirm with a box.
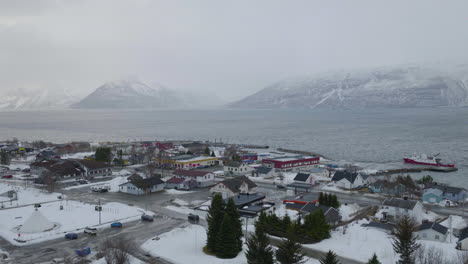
[403,153,455,168]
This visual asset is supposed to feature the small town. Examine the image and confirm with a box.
[0,139,467,264]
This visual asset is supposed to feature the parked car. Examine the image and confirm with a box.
[276,184,286,189]
[1,175,13,179]
[78,180,88,184]
[84,227,97,235]
[34,203,41,208]
[141,214,154,222]
[65,233,78,240]
[110,222,122,228]
[188,213,200,223]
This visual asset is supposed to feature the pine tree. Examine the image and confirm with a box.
[392,216,419,264]
[0,150,9,165]
[216,213,239,259]
[95,147,112,162]
[320,250,340,264]
[282,214,292,233]
[204,146,210,156]
[275,233,306,264]
[318,192,324,205]
[367,253,381,264]
[211,151,216,157]
[245,225,274,264]
[331,195,340,209]
[225,198,243,252]
[206,193,225,253]
[303,209,330,241]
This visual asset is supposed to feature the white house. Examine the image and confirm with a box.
[210,176,257,199]
[173,169,215,187]
[381,197,425,224]
[224,161,255,177]
[309,167,328,178]
[331,171,367,189]
[119,178,166,195]
[415,221,448,242]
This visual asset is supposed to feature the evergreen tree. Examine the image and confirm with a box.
[206,193,225,253]
[318,192,324,205]
[282,214,292,232]
[245,225,274,264]
[95,147,112,162]
[225,198,243,252]
[211,151,216,157]
[367,253,381,264]
[325,193,331,206]
[186,150,193,155]
[216,213,240,258]
[0,150,9,165]
[320,250,340,264]
[275,233,305,264]
[392,216,419,264]
[303,209,330,241]
[331,195,340,209]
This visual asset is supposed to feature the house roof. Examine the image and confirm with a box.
[293,173,311,182]
[127,173,143,181]
[331,171,360,184]
[125,177,165,189]
[166,177,186,184]
[255,166,273,175]
[459,227,468,242]
[224,161,243,168]
[361,221,395,232]
[425,185,467,195]
[371,180,404,189]
[174,169,212,177]
[290,202,341,223]
[418,221,448,235]
[73,159,110,169]
[309,167,325,174]
[382,197,418,210]
[225,193,265,207]
[218,176,257,193]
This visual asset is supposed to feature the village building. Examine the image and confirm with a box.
[380,197,425,223]
[423,185,467,204]
[30,159,84,179]
[415,221,448,242]
[210,176,257,199]
[369,180,407,197]
[159,155,221,170]
[172,169,215,187]
[252,166,276,178]
[119,178,166,195]
[285,201,342,226]
[309,167,328,178]
[224,161,255,176]
[331,171,369,189]
[458,227,468,251]
[71,159,112,178]
[262,155,320,171]
[165,177,196,190]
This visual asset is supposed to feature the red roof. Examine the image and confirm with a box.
[174,169,211,177]
[166,177,186,184]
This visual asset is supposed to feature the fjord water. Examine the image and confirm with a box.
[0,108,466,187]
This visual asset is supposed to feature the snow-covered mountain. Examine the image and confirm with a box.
[230,66,468,108]
[72,80,182,109]
[0,88,78,110]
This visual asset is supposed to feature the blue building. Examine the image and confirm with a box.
[423,185,467,203]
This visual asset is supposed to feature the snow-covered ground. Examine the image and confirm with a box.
[305,219,399,263]
[61,152,94,159]
[0,200,145,245]
[63,176,128,191]
[141,225,320,264]
[0,183,61,208]
[339,203,361,221]
[164,199,208,219]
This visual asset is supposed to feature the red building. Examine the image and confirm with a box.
[262,155,319,169]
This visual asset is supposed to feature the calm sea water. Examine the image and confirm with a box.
[0,108,466,186]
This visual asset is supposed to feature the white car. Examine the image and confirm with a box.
[84,227,97,235]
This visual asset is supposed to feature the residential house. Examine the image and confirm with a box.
[423,185,467,204]
[381,197,425,223]
[225,193,267,217]
[285,201,342,225]
[252,166,276,178]
[119,177,166,195]
[35,150,60,161]
[331,171,368,189]
[224,161,255,176]
[159,155,221,169]
[127,173,143,181]
[309,167,328,178]
[293,172,315,185]
[165,177,196,190]
[369,180,407,197]
[361,222,395,234]
[457,228,468,251]
[210,176,257,199]
[173,169,215,187]
[30,159,84,179]
[71,159,112,178]
[415,221,448,242]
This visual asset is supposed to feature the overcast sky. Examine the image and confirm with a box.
[1,0,467,101]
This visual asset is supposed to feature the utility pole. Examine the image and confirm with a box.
[98,199,101,225]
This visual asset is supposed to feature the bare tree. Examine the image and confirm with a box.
[100,235,136,264]
[414,245,447,264]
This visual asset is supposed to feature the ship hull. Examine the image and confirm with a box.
[403,158,455,168]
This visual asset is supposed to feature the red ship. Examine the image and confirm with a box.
[403,153,455,168]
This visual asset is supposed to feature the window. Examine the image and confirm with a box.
[435,235,440,240]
